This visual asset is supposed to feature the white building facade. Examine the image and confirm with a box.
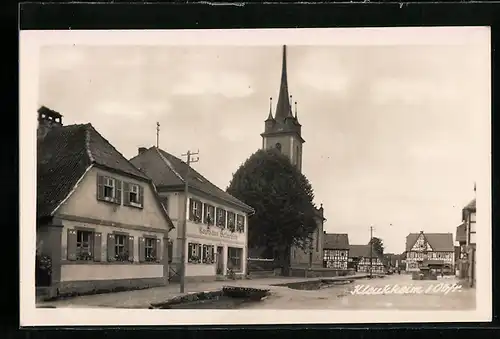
[130,146,254,282]
[163,190,251,281]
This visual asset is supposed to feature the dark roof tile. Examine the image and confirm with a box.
[38,122,154,219]
[405,233,454,252]
[323,233,349,249]
[348,244,381,259]
[129,147,254,213]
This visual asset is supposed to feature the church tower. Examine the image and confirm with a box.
[261,45,305,172]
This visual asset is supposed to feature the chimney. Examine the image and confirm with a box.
[138,147,148,155]
[37,106,63,139]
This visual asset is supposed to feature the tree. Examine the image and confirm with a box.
[226,149,318,274]
[369,237,384,257]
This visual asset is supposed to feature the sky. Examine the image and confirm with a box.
[37,35,489,254]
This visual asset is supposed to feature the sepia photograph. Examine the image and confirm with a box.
[20,27,491,326]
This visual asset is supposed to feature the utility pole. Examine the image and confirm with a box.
[370,225,373,278]
[156,122,160,148]
[179,149,199,293]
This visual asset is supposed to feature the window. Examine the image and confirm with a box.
[145,238,156,261]
[216,208,226,228]
[470,220,476,233]
[76,230,93,261]
[124,182,143,208]
[107,233,134,262]
[227,212,236,232]
[275,143,282,152]
[204,204,215,226]
[227,247,243,271]
[97,174,122,204]
[114,234,128,261]
[236,215,245,232]
[202,244,215,264]
[323,249,338,268]
[470,212,476,222]
[139,237,159,262]
[188,243,202,263]
[67,228,102,262]
[104,177,115,199]
[189,199,202,222]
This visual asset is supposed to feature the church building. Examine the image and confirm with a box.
[260,45,326,269]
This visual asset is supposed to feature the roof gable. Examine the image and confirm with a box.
[130,147,254,213]
[38,123,152,219]
[409,233,433,252]
[323,233,349,249]
[405,232,454,252]
[37,124,92,218]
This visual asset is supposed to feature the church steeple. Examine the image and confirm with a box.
[266,97,274,121]
[261,45,305,172]
[275,45,292,122]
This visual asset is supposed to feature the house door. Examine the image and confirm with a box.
[216,246,224,275]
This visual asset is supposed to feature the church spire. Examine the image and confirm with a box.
[274,45,292,122]
[266,97,274,121]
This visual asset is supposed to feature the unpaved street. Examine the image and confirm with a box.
[243,274,475,310]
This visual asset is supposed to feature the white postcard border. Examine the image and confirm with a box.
[20,27,492,326]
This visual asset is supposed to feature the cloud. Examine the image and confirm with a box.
[40,46,86,70]
[171,71,254,98]
[294,49,353,94]
[298,71,350,93]
[95,100,171,119]
[369,77,456,106]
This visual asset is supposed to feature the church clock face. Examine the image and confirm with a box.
[275,143,282,152]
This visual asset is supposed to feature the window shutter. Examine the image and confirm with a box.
[210,246,215,263]
[167,241,173,263]
[125,236,134,262]
[139,185,144,207]
[96,174,105,201]
[67,229,77,261]
[107,233,115,261]
[115,180,122,205]
[139,237,145,262]
[93,232,102,262]
[196,244,202,262]
[156,238,161,263]
[189,199,194,220]
[123,182,130,206]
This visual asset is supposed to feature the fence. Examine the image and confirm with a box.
[247,258,279,277]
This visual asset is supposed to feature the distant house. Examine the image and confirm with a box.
[462,198,476,287]
[129,146,254,282]
[36,107,174,298]
[404,231,454,273]
[456,222,467,259]
[322,233,349,269]
[348,244,384,274]
[383,253,400,268]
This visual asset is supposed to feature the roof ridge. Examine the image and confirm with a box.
[87,124,149,180]
[155,147,185,183]
[84,124,95,163]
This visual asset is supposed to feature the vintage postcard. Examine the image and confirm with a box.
[20,27,491,326]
